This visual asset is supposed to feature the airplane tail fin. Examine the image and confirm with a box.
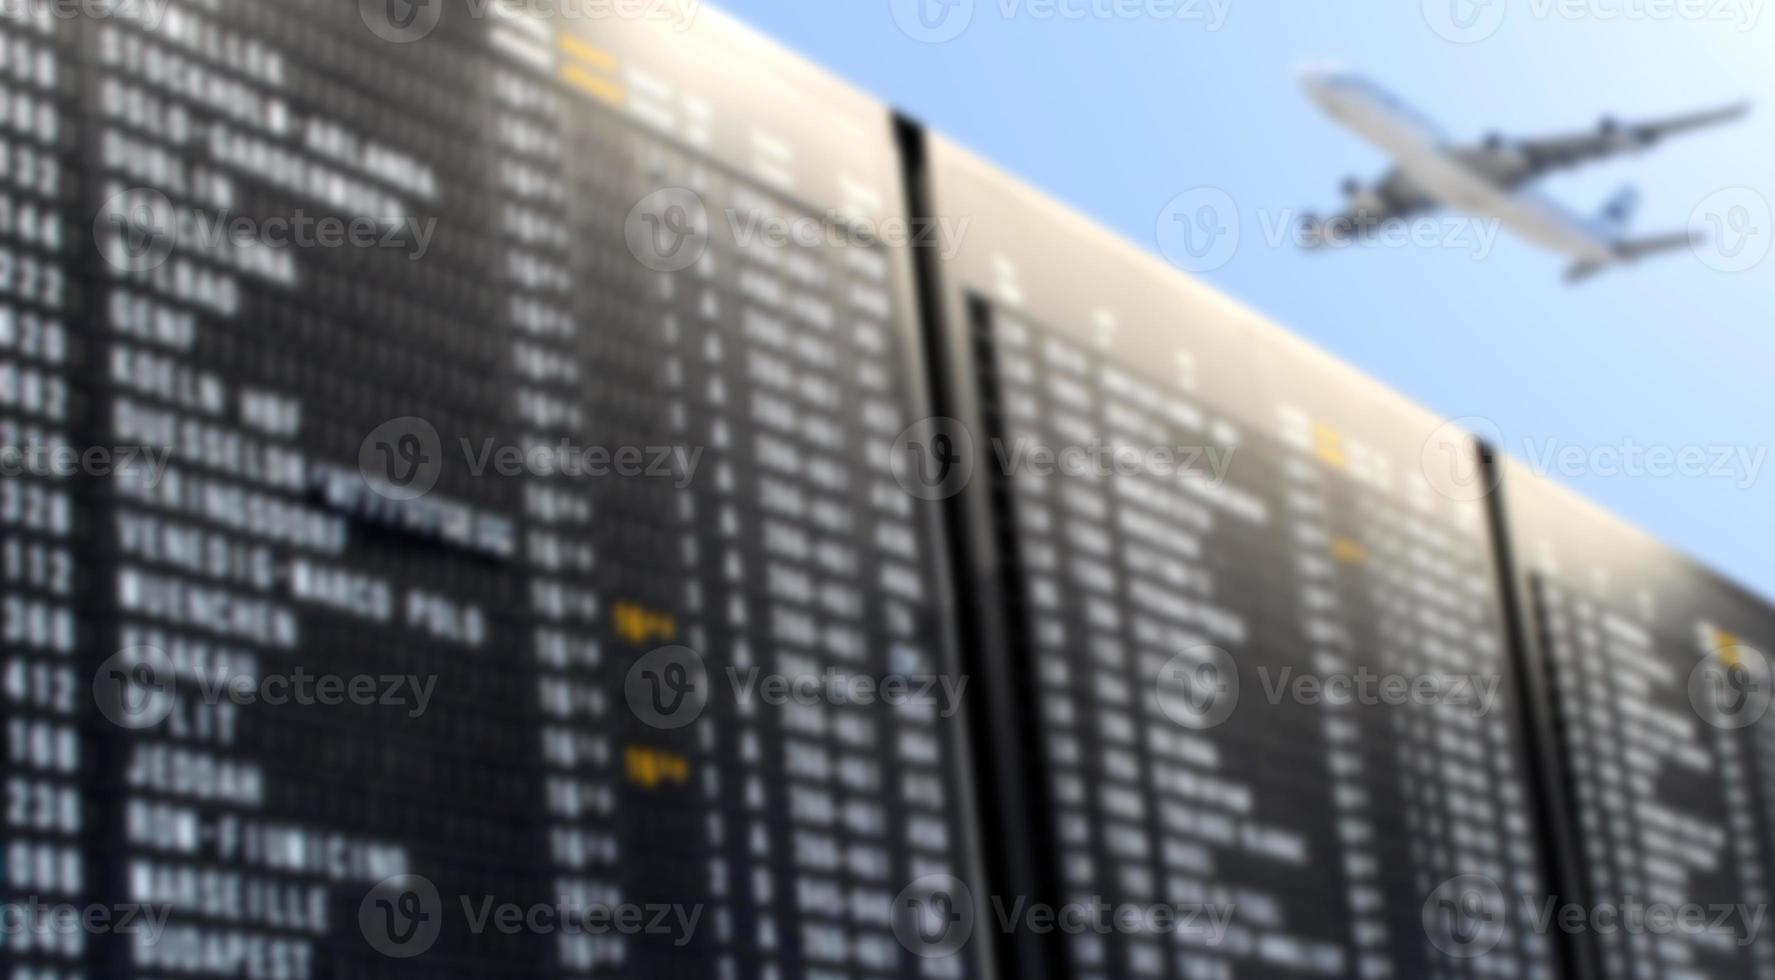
[1564,260,1609,284]
[1564,231,1693,284]
[1617,231,1694,260]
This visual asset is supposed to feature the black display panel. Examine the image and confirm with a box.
[1501,461,1775,980]
[915,135,1563,980]
[28,1,986,978]
[9,4,1772,980]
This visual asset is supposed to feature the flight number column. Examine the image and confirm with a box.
[0,5,82,978]
[1273,412,1388,979]
[490,59,621,978]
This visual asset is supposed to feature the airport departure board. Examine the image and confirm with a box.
[918,137,1560,980]
[1503,462,1775,980]
[4,4,1773,980]
[27,1,985,978]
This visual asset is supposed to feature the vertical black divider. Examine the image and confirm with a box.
[893,115,1066,980]
[1480,443,1599,980]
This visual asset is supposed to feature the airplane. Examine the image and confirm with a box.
[1296,67,1749,281]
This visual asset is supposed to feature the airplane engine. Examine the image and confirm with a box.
[1298,211,1329,248]
[1483,130,1531,171]
[1338,179,1387,225]
[1299,211,1357,248]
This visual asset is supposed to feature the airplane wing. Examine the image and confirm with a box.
[1456,102,1750,187]
[1302,168,1440,246]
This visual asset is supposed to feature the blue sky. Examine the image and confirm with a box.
[713,0,1775,601]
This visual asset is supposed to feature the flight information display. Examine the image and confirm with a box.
[1502,461,1775,980]
[917,136,1561,980]
[6,3,1772,980]
[32,1,985,978]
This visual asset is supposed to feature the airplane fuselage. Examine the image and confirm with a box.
[1303,73,1617,265]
